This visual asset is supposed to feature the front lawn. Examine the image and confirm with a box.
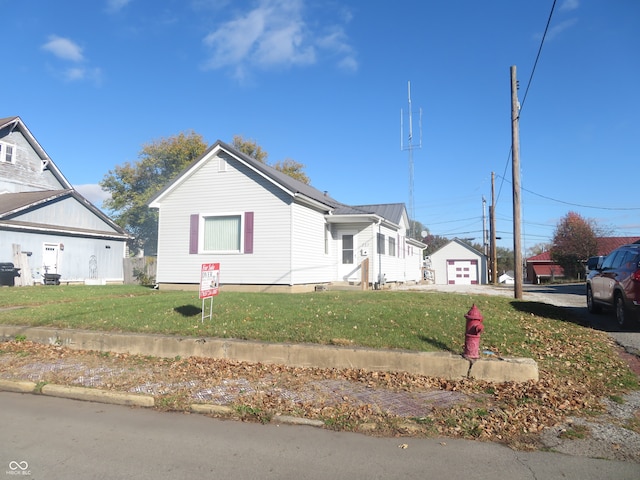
[0,284,636,394]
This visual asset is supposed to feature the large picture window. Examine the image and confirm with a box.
[189,212,253,254]
[204,215,241,252]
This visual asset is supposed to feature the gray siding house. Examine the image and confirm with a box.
[0,116,129,285]
[149,141,425,292]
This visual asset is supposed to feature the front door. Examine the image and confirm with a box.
[42,243,60,275]
[338,233,357,281]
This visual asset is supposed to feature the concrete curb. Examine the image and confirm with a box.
[190,404,234,415]
[41,384,155,407]
[0,379,154,407]
[0,379,38,393]
[271,415,325,427]
[0,325,538,382]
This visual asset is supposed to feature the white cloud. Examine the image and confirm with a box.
[546,18,579,41]
[42,35,84,62]
[317,27,358,72]
[560,0,579,12]
[41,35,103,85]
[63,67,104,85]
[202,0,356,77]
[74,184,112,208]
[106,0,132,13]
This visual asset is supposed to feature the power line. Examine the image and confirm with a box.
[496,0,558,208]
[519,0,557,114]
[496,174,640,211]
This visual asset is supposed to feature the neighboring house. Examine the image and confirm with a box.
[525,251,565,284]
[0,116,129,285]
[525,236,640,284]
[425,238,487,285]
[148,141,425,292]
[595,237,640,255]
[498,271,515,285]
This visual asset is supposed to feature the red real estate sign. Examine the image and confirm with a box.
[199,263,220,299]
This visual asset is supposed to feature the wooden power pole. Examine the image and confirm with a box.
[490,172,497,284]
[511,65,523,299]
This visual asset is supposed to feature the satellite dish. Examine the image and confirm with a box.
[421,231,428,237]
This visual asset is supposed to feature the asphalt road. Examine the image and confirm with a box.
[2,392,638,480]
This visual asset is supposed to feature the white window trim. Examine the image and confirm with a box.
[0,141,15,164]
[199,212,245,254]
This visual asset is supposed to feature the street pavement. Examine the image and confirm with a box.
[2,392,638,480]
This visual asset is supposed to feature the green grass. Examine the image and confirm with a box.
[0,285,531,352]
[0,284,638,392]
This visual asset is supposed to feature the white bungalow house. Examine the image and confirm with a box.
[148,141,425,292]
[0,116,129,285]
[425,238,487,285]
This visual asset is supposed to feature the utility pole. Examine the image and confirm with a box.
[510,66,523,299]
[482,196,488,255]
[490,171,497,285]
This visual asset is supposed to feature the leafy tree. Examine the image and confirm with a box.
[526,242,551,258]
[407,220,428,243]
[551,211,599,280]
[232,135,310,184]
[232,135,268,163]
[272,158,310,184]
[101,131,208,255]
[423,234,450,256]
[495,246,514,274]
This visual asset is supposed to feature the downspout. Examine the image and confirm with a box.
[289,203,294,286]
[377,220,383,289]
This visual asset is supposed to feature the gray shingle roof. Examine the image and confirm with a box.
[0,190,68,216]
[216,140,343,209]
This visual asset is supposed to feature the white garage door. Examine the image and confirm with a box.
[446,259,478,285]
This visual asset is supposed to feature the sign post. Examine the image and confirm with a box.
[199,263,220,322]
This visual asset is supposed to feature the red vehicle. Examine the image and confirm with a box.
[586,243,640,328]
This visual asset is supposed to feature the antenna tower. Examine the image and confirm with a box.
[400,81,422,238]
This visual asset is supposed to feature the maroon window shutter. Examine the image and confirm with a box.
[189,214,199,254]
[244,212,254,254]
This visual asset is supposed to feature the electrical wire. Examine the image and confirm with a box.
[496,0,558,208]
[496,174,640,211]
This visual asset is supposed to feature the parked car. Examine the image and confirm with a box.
[586,244,640,328]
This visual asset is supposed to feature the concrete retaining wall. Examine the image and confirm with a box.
[0,325,538,383]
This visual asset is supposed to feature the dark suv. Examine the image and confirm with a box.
[586,243,640,328]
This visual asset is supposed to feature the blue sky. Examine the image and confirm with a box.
[4,0,639,253]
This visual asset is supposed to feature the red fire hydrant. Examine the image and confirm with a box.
[463,304,484,360]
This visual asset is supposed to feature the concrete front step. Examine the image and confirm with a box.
[0,325,538,383]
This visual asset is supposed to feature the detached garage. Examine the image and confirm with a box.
[427,238,487,285]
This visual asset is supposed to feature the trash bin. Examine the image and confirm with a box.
[44,273,61,285]
[0,263,21,286]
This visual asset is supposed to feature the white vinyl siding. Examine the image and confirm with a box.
[154,151,293,285]
[290,201,334,284]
